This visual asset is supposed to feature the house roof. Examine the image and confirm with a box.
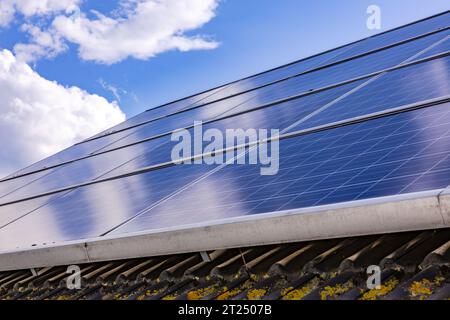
[1,229,449,300]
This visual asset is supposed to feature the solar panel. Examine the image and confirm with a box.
[90,85,230,139]
[120,10,450,120]
[102,101,450,235]
[0,81,363,203]
[1,101,450,251]
[89,28,450,144]
[9,27,448,180]
[289,55,450,131]
[0,11,449,261]
[4,51,448,204]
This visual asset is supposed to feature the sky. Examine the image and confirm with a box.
[0,0,449,177]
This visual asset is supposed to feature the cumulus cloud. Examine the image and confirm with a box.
[12,0,220,64]
[0,49,126,177]
[0,0,80,27]
[14,23,68,63]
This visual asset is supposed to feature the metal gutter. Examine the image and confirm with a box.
[0,189,449,271]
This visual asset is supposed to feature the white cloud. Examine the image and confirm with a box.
[98,78,127,102]
[12,0,220,64]
[0,0,80,27]
[14,24,68,62]
[0,49,126,177]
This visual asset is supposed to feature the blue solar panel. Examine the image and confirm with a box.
[132,11,450,118]
[7,25,447,180]
[90,31,450,154]
[0,170,49,199]
[291,55,450,131]
[0,164,212,250]
[0,12,449,253]
[2,53,449,204]
[218,13,450,93]
[42,13,450,155]
[1,102,450,250]
[109,102,450,235]
[321,11,450,61]
[417,34,450,57]
[90,86,230,138]
[0,80,363,204]
[215,32,450,119]
[0,194,55,228]
[98,81,366,178]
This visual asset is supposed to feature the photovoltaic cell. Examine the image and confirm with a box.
[216,32,449,119]
[0,170,49,199]
[0,141,152,204]
[5,132,132,178]
[417,34,450,57]
[213,13,450,96]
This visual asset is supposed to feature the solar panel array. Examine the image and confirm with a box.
[0,12,449,252]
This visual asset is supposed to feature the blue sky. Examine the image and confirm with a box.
[1,0,449,117]
[0,0,448,177]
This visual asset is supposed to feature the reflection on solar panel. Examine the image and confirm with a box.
[1,11,450,268]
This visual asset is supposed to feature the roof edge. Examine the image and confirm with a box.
[1,189,449,271]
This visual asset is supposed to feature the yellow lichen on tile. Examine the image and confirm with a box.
[162,294,177,300]
[409,276,446,300]
[249,274,259,282]
[280,287,293,296]
[282,287,311,300]
[409,279,432,298]
[282,277,320,300]
[320,282,353,300]
[187,285,218,300]
[144,288,164,297]
[216,287,242,300]
[360,278,399,300]
[247,288,267,300]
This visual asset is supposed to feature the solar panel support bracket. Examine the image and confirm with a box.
[200,251,212,262]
